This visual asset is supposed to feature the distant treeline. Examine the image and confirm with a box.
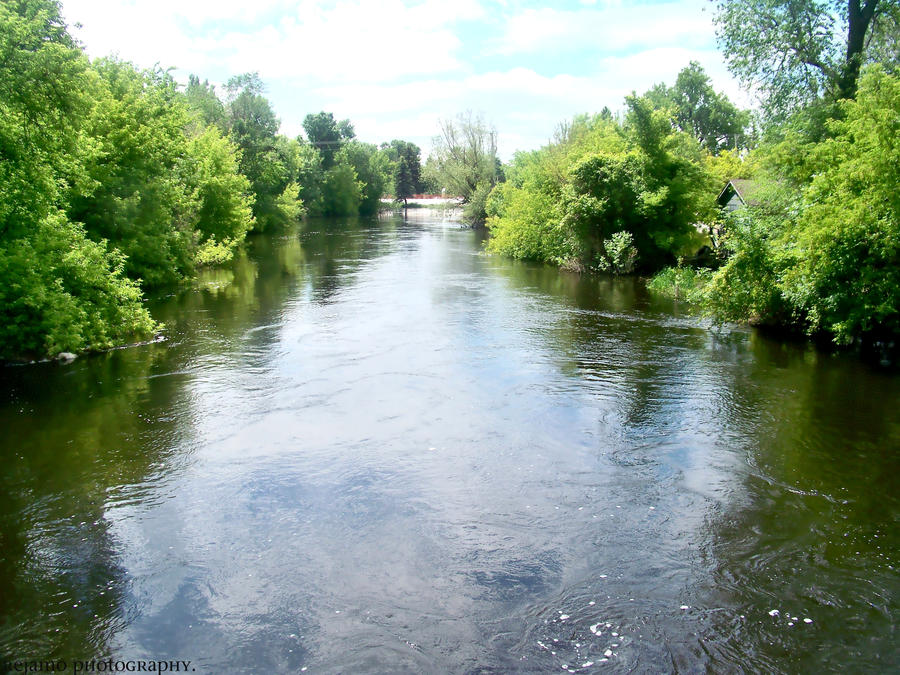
[0,0,426,361]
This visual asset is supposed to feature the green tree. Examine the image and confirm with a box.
[431,111,500,224]
[705,66,900,344]
[714,0,900,119]
[0,0,156,359]
[341,141,390,215]
[302,111,355,169]
[781,66,900,341]
[225,74,301,229]
[0,0,88,237]
[0,216,158,359]
[382,140,422,203]
[68,58,199,287]
[186,126,256,264]
[184,74,227,131]
[487,99,713,271]
[294,140,326,216]
[321,157,362,217]
[645,61,749,153]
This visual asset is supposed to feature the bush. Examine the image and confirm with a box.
[597,231,638,274]
[702,208,792,325]
[462,182,494,226]
[704,67,900,344]
[648,265,712,302]
[188,125,256,260]
[0,214,158,360]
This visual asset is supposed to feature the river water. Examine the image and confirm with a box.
[1,212,898,673]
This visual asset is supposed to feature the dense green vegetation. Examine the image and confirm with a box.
[0,0,422,361]
[702,66,899,344]
[692,1,898,346]
[485,84,722,272]
[3,0,897,359]
[488,1,899,348]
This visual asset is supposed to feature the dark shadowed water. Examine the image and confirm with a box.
[2,212,898,673]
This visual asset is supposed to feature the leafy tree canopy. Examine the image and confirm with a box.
[487,96,714,271]
[0,0,157,359]
[645,61,750,153]
[431,111,501,224]
[714,0,900,120]
[185,74,228,131]
[704,66,900,345]
[303,111,355,169]
[382,140,422,202]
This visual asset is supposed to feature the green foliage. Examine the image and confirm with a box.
[185,75,227,131]
[187,126,256,261]
[431,112,501,224]
[488,93,715,272]
[644,61,749,153]
[705,148,757,184]
[703,207,793,326]
[781,66,900,342]
[342,141,389,215]
[68,58,200,287]
[714,0,899,120]
[195,237,236,266]
[383,140,423,202]
[303,111,355,169]
[598,231,638,275]
[648,265,713,302]
[224,77,294,230]
[293,141,326,215]
[275,182,304,222]
[704,66,900,343]
[0,1,156,359]
[420,155,443,194]
[322,159,362,217]
[0,214,157,360]
[462,182,495,228]
[485,182,574,263]
[0,0,91,236]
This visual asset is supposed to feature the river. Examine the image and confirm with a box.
[1,212,898,673]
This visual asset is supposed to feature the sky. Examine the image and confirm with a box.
[60,0,750,159]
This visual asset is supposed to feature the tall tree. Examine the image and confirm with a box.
[0,0,156,358]
[341,141,390,215]
[383,140,422,203]
[714,0,900,119]
[184,75,227,131]
[224,73,297,229]
[69,58,199,286]
[431,111,500,223]
[302,111,355,169]
[674,62,748,152]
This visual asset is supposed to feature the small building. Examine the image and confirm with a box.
[717,179,759,212]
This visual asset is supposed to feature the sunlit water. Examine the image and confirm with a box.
[2,212,898,673]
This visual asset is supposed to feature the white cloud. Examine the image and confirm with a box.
[213,5,464,82]
[58,0,750,159]
[490,2,715,56]
[63,0,485,84]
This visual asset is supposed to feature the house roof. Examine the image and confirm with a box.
[717,178,761,207]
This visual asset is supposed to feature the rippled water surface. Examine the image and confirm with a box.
[2,213,899,673]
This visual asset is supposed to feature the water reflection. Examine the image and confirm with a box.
[0,345,178,658]
[1,214,898,672]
